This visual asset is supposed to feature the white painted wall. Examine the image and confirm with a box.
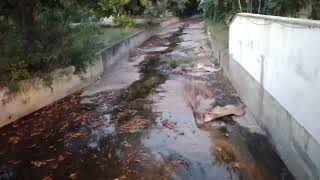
[229,13,320,142]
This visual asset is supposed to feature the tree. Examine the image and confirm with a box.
[267,0,308,17]
[198,0,242,22]
[0,0,104,81]
[310,0,320,19]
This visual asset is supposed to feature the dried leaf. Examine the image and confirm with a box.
[171,159,188,167]
[8,136,20,144]
[69,173,77,179]
[8,160,22,165]
[31,161,47,167]
[69,132,86,139]
[58,155,65,162]
[232,162,241,171]
[46,159,55,162]
[118,119,147,134]
[27,144,37,148]
[31,132,41,137]
[162,120,175,129]
[42,176,53,180]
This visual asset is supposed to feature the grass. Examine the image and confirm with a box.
[98,27,140,48]
[206,21,229,49]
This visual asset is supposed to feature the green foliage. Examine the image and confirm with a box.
[310,0,320,19]
[7,61,30,81]
[0,0,101,88]
[7,81,20,94]
[267,0,308,17]
[199,0,317,24]
[98,27,137,46]
[42,74,54,91]
[141,0,168,18]
[97,0,131,16]
[141,0,192,18]
[199,0,240,23]
[169,60,178,69]
[62,25,100,73]
[206,21,229,48]
[113,15,136,28]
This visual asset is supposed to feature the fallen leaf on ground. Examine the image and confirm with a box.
[31,132,41,137]
[8,136,20,144]
[162,120,175,129]
[232,162,241,171]
[171,159,188,168]
[114,175,127,180]
[88,120,109,128]
[122,141,132,148]
[69,173,77,179]
[42,176,53,180]
[31,161,47,167]
[46,159,55,162]
[27,144,37,148]
[60,123,69,130]
[124,151,143,165]
[58,155,65,162]
[8,160,22,165]
[70,132,86,139]
[118,119,147,134]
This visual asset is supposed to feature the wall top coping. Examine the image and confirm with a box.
[233,13,320,29]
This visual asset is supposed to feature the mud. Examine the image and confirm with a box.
[0,19,294,180]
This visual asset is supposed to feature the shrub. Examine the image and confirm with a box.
[169,60,178,69]
[0,19,100,78]
[7,61,30,81]
[7,81,20,95]
[113,15,136,28]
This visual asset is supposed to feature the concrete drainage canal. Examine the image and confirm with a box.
[0,19,295,180]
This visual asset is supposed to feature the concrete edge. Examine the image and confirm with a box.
[96,30,145,55]
[231,13,320,28]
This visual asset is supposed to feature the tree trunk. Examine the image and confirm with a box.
[238,0,243,12]
[245,0,249,12]
[258,0,262,13]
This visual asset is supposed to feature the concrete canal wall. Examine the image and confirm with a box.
[0,18,179,128]
[214,13,320,180]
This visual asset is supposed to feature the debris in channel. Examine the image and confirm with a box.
[194,63,219,73]
[171,159,188,169]
[204,105,245,123]
[162,119,176,129]
[183,82,214,112]
[118,118,148,134]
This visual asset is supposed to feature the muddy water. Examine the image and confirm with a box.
[0,19,294,180]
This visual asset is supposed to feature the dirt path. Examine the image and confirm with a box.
[0,18,294,180]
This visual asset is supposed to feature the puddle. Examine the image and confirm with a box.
[0,19,295,180]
